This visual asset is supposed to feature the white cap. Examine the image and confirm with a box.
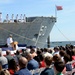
[9,34,12,37]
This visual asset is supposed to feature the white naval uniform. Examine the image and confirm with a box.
[6,37,13,47]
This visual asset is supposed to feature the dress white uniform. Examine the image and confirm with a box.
[6,35,19,50]
[6,37,13,47]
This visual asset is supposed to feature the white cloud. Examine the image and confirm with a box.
[0,0,14,4]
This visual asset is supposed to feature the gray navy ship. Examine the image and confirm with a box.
[0,14,56,48]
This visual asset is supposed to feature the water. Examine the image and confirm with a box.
[45,41,75,48]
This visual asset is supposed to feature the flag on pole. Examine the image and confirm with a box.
[56,6,63,10]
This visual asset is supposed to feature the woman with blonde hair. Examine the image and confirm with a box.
[0,63,10,75]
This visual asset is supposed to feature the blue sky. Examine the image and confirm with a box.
[0,0,75,42]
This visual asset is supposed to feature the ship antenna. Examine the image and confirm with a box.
[0,12,2,22]
[6,14,9,22]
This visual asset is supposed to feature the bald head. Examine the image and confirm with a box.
[19,57,28,68]
[26,53,33,61]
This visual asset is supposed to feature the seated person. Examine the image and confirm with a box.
[40,56,54,75]
[14,57,32,75]
[0,63,10,75]
[54,61,65,75]
[64,54,72,71]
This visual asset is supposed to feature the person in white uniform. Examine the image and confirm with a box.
[7,34,18,50]
[6,34,13,47]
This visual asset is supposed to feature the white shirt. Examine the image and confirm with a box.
[7,37,13,47]
[0,56,8,65]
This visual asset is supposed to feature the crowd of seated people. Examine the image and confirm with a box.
[0,44,75,75]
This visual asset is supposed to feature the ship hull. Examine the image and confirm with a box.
[0,17,56,48]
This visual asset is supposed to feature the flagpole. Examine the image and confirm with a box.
[55,5,57,18]
[55,5,63,18]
